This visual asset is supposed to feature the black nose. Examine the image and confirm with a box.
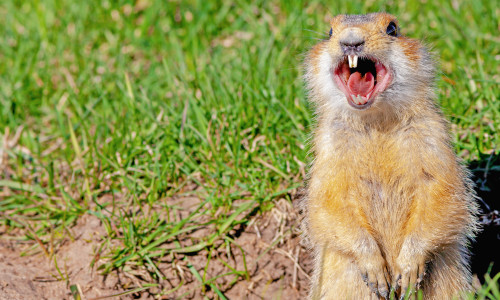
[340,35,365,54]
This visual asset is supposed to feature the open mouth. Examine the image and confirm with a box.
[333,55,392,109]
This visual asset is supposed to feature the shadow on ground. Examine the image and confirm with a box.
[469,152,500,280]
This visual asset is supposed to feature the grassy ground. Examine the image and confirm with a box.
[0,0,498,298]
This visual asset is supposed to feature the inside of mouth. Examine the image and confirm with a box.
[341,58,377,98]
[333,56,391,107]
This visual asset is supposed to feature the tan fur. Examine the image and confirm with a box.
[303,13,478,300]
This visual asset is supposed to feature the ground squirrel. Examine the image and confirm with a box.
[303,13,479,299]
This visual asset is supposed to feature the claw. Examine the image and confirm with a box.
[380,288,389,300]
[416,275,423,290]
[392,274,402,291]
[399,289,407,300]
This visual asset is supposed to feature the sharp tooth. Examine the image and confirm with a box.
[351,94,357,104]
[353,55,358,68]
[348,55,353,68]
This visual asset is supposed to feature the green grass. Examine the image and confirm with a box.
[0,0,498,298]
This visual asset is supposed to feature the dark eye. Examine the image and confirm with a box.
[329,28,333,37]
[386,21,398,37]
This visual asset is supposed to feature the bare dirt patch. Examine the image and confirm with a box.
[0,213,125,300]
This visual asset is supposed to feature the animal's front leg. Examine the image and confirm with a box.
[310,207,390,299]
[355,239,392,299]
[393,236,427,299]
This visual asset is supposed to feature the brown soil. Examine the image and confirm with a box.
[0,195,313,299]
[160,197,314,300]
[0,213,126,299]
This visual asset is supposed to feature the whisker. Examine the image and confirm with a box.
[303,28,328,37]
[303,37,328,41]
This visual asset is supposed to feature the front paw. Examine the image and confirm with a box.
[358,253,391,299]
[393,248,427,299]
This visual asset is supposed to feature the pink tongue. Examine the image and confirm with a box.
[347,72,374,97]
